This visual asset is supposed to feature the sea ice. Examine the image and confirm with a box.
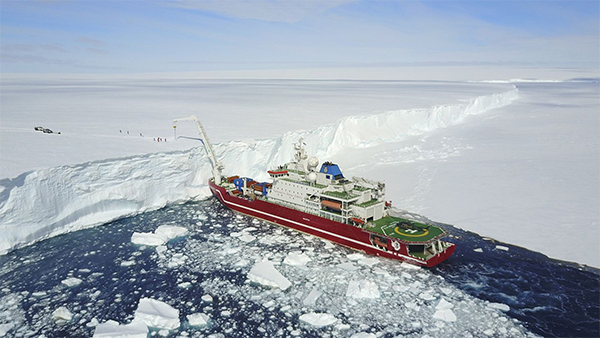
[178,282,192,288]
[401,262,421,270]
[61,277,82,287]
[247,260,292,290]
[201,295,213,303]
[131,232,167,246]
[131,225,188,247]
[86,318,99,327]
[52,306,73,321]
[433,308,457,322]
[346,280,380,299]
[156,245,167,255]
[357,257,379,267]
[283,252,311,266]
[336,262,358,271]
[346,253,365,261]
[298,312,337,327]
[418,292,436,301]
[0,323,15,336]
[474,248,483,253]
[133,298,180,330]
[92,320,149,338]
[187,313,210,327]
[488,302,510,312]
[154,225,188,240]
[238,233,256,243]
[436,298,454,310]
[303,288,323,306]
[496,245,509,251]
[351,333,377,338]
[167,253,187,268]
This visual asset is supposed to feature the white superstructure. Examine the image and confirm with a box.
[250,141,388,225]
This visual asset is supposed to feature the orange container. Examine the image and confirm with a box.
[321,200,342,211]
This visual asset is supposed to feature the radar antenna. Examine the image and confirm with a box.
[173,115,223,183]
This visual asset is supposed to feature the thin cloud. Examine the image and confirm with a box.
[40,44,67,53]
[77,37,106,47]
[168,0,358,23]
[0,52,121,71]
[2,43,66,53]
[86,47,109,55]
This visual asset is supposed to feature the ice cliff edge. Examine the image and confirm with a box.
[0,88,518,255]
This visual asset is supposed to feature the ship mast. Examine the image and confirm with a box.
[173,115,223,183]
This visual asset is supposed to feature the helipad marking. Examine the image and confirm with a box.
[395,227,429,237]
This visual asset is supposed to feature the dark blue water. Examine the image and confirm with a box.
[433,226,600,338]
[0,200,598,337]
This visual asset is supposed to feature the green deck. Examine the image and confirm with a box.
[356,199,381,208]
[322,190,357,200]
[366,216,444,243]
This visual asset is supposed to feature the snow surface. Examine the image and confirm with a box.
[92,320,149,338]
[0,75,598,267]
[132,298,180,330]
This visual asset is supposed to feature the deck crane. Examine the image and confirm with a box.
[173,115,223,183]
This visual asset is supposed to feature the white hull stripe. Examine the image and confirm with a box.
[213,188,423,264]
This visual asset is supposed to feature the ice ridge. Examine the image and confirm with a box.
[0,88,518,254]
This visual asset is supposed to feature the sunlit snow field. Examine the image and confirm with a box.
[1,74,598,268]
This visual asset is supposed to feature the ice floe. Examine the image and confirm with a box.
[283,252,311,266]
[93,320,149,338]
[346,280,381,299]
[433,308,457,322]
[52,306,73,322]
[488,302,511,312]
[351,333,377,338]
[133,298,180,330]
[303,288,323,306]
[131,225,188,246]
[299,312,337,327]
[61,277,82,287]
[247,260,292,290]
[131,232,167,246]
[187,313,210,327]
[155,225,188,240]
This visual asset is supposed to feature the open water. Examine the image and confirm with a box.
[0,199,598,337]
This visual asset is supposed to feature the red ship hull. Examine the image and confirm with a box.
[209,180,455,267]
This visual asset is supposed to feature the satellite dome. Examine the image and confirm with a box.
[308,156,319,169]
[307,172,317,183]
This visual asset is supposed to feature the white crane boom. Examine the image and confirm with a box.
[173,115,223,183]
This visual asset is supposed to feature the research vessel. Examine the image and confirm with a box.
[174,116,455,267]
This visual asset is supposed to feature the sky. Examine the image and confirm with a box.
[0,0,598,73]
